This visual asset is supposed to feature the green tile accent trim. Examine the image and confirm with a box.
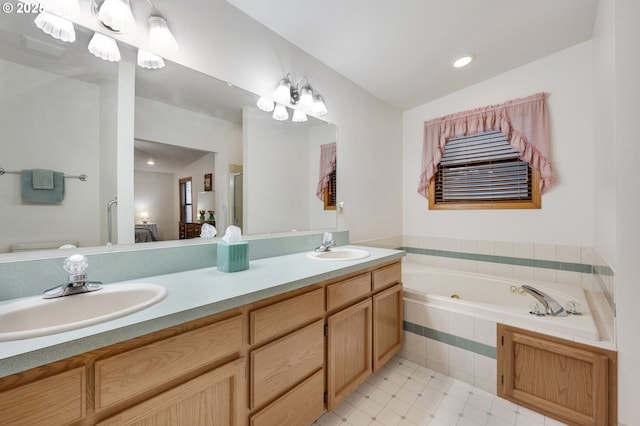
[399,246,593,274]
[403,321,496,359]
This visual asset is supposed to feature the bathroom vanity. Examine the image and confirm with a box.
[0,247,404,426]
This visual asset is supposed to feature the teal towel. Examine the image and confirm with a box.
[32,169,54,189]
[21,170,65,203]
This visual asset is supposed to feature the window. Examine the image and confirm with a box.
[324,170,337,210]
[429,131,540,210]
[179,177,193,222]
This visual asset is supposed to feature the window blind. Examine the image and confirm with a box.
[434,131,532,203]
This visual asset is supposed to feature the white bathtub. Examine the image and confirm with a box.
[402,263,600,342]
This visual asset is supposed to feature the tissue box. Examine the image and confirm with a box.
[217,241,249,272]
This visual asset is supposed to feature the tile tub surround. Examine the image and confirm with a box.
[0,244,403,378]
[0,230,349,300]
[401,299,498,395]
[401,236,616,345]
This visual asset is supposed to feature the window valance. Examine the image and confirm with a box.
[316,142,336,200]
[417,92,555,199]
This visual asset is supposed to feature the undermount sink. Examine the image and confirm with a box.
[0,283,167,341]
[307,248,371,261]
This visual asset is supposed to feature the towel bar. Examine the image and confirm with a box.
[0,167,88,181]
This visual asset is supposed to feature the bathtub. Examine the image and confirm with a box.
[402,262,600,342]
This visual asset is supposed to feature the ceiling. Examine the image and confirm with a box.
[226,0,599,111]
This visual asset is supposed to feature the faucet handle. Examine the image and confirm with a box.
[322,232,334,244]
[63,254,88,275]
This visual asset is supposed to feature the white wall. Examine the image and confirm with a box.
[68,0,403,243]
[402,42,594,246]
[0,59,103,252]
[593,1,640,424]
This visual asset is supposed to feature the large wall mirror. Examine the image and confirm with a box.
[0,15,337,254]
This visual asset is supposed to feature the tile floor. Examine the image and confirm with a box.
[312,356,568,426]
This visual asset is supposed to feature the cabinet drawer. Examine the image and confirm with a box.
[251,319,324,409]
[95,314,242,410]
[250,288,324,345]
[0,366,86,426]
[372,262,401,291]
[250,369,324,426]
[326,272,371,311]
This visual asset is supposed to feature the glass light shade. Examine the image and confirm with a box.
[137,49,165,69]
[292,109,307,122]
[256,96,275,112]
[98,0,136,33]
[149,16,179,54]
[312,94,328,116]
[272,103,289,121]
[34,12,75,43]
[88,32,121,62]
[273,77,292,104]
[298,85,314,111]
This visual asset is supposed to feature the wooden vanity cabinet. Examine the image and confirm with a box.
[497,324,617,426]
[0,258,404,426]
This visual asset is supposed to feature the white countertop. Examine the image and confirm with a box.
[0,245,404,378]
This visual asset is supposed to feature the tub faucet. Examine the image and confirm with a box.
[314,232,336,252]
[521,285,567,316]
[43,254,103,299]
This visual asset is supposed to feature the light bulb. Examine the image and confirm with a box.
[272,103,289,121]
[273,76,292,104]
[149,15,179,53]
[98,0,136,33]
[257,96,275,112]
[137,49,165,69]
[88,32,121,62]
[292,109,307,122]
[34,12,75,42]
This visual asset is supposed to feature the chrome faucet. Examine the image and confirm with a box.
[521,285,567,316]
[43,254,103,299]
[314,232,336,252]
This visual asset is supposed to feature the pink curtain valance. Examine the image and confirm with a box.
[417,92,555,199]
[316,142,336,200]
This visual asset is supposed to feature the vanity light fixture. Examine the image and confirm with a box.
[261,73,328,122]
[88,32,121,61]
[137,49,165,69]
[26,0,179,67]
[453,54,475,68]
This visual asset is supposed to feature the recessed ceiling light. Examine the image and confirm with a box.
[453,54,475,68]
[146,159,155,165]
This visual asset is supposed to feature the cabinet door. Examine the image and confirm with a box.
[98,357,246,426]
[498,324,612,426]
[372,283,403,371]
[327,298,372,410]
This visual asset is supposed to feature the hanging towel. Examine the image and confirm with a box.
[21,169,65,203]
[32,169,54,189]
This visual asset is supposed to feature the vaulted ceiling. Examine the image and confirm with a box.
[227,0,599,110]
